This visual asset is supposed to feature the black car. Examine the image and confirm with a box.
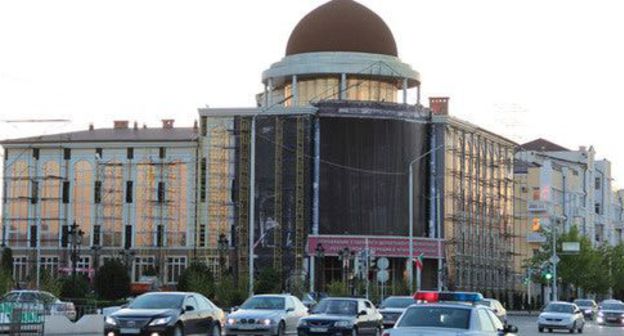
[297,298,383,336]
[378,296,417,328]
[597,301,624,325]
[104,292,224,336]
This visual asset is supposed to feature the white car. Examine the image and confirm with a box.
[477,298,507,325]
[1,290,76,321]
[384,292,518,336]
[225,294,308,336]
[537,302,585,333]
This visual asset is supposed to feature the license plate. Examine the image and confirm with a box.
[120,328,140,334]
[239,325,256,330]
[310,327,328,332]
[607,318,617,322]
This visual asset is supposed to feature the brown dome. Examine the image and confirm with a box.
[286,0,398,57]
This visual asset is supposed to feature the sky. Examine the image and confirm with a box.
[1,0,624,185]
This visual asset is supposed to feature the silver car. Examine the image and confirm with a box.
[386,303,518,336]
[537,302,585,333]
[225,294,308,336]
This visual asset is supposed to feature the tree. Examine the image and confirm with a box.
[1,247,13,275]
[39,270,62,297]
[214,274,247,308]
[60,275,91,299]
[94,259,130,300]
[177,261,215,299]
[254,267,281,294]
[326,281,349,297]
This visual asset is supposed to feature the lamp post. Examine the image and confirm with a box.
[218,233,229,274]
[315,243,325,291]
[68,221,84,290]
[120,248,136,280]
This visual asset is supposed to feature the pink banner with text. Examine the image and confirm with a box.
[307,235,444,259]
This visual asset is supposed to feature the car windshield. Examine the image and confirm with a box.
[397,307,470,329]
[602,303,624,311]
[544,304,574,313]
[574,300,593,307]
[381,297,416,308]
[129,294,184,309]
[312,300,357,315]
[240,297,285,310]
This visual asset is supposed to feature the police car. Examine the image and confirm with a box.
[382,292,518,336]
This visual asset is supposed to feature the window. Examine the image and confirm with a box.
[157,182,165,203]
[126,181,133,203]
[184,296,199,311]
[166,257,187,284]
[124,225,132,249]
[157,225,164,247]
[93,225,101,246]
[32,148,39,160]
[127,147,134,160]
[200,116,207,136]
[200,158,207,202]
[77,256,91,270]
[133,256,155,282]
[198,224,206,247]
[94,181,102,203]
[30,225,37,247]
[595,203,601,215]
[61,225,69,247]
[159,147,166,159]
[595,177,601,189]
[532,187,540,201]
[62,181,70,204]
[40,256,59,276]
[31,181,39,204]
[12,256,28,283]
[63,148,71,160]
[521,186,527,193]
[95,148,103,158]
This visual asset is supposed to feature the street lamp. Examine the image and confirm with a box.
[218,233,229,274]
[68,221,84,290]
[315,243,325,291]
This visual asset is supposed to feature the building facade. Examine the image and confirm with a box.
[1,120,198,286]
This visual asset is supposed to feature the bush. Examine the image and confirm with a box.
[255,267,281,294]
[39,270,62,297]
[60,275,91,299]
[326,281,349,297]
[1,247,13,275]
[0,271,13,296]
[94,259,130,300]
[177,261,215,299]
[214,274,247,308]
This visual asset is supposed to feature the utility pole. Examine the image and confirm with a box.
[249,116,256,297]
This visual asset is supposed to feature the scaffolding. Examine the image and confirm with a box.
[237,118,250,286]
[273,117,283,276]
[294,116,305,283]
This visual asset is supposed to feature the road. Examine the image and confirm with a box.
[508,315,624,336]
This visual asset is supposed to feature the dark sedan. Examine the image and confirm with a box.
[596,302,624,325]
[378,296,417,328]
[104,292,224,336]
[297,298,383,336]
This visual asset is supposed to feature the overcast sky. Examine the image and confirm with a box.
[1,0,623,185]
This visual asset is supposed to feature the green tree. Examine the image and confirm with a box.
[177,261,215,298]
[255,267,281,294]
[1,247,13,275]
[326,281,349,297]
[214,274,247,308]
[60,275,91,299]
[0,271,13,296]
[94,259,130,300]
[39,270,62,297]
[610,244,624,298]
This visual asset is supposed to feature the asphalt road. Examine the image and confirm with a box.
[508,316,624,336]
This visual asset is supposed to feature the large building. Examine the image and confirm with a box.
[1,120,198,286]
[1,0,521,298]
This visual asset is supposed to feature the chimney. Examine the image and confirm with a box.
[193,120,198,133]
[429,97,450,115]
[133,121,138,130]
[162,119,175,129]
[113,120,129,129]
[88,123,94,131]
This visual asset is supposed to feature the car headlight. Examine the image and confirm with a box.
[585,309,592,313]
[334,321,352,328]
[149,316,172,326]
[105,316,117,326]
[262,319,274,326]
[598,312,604,317]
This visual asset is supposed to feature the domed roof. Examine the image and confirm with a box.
[286,0,398,57]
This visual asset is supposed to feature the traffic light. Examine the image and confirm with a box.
[542,264,553,280]
[532,217,541,232]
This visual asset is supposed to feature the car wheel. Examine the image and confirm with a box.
[548,328,553,333]
[277,321,285,336]
[375,327,381,336]
[211,323,221,336]
[174,324,185,336]
[539,327,544,333]
[351,327,358,336]
[569,322,576,334]
[578,326,583,334]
